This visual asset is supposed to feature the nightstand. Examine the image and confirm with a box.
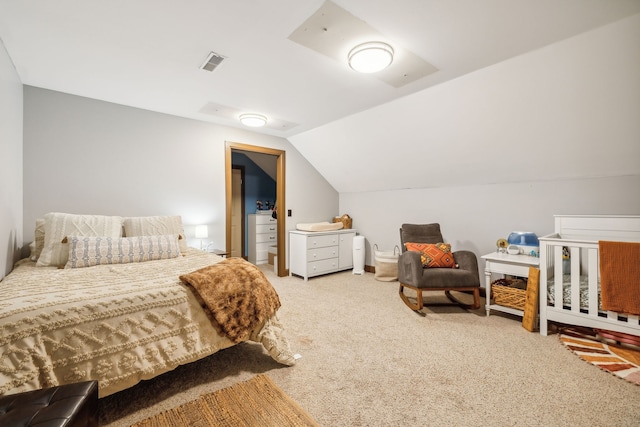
[481,252,540,317]
[209,249,229,258]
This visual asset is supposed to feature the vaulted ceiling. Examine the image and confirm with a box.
[2,1,639,193]
[1,0,638,138]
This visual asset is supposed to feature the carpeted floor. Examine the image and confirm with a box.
[99,267,640,426]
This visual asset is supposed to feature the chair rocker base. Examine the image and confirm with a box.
[399,282,481,312]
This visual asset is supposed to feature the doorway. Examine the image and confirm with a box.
[225,141,286,276]
[230,166,244,258]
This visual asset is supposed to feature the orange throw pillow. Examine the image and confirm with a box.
[404,242,458,268]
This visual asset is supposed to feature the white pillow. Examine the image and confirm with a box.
[123,215,187,253]
[36,212,124,267]
[65,235,181,268]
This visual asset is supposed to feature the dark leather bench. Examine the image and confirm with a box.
[0,381,98,427]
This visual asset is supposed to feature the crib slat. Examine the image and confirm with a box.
[570,246,580,312]
[554,245,563,308]
[587,247,598,316]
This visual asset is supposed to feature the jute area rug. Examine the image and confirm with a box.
[130,374,319,427]
[559,327,640,386]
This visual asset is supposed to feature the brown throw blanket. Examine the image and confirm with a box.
[599,240,640,316]
[180,258,281,343]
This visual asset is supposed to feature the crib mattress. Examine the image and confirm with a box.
[547,274,601,309]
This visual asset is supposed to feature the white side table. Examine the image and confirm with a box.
[481,252,540,317]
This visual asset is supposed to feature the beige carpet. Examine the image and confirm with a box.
[130,374,318,427]
[99,267,640,427]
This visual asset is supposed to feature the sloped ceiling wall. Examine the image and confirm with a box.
[289,14,640,194]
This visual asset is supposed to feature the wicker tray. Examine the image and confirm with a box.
[491,278,527,310]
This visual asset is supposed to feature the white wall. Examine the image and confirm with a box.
[291,15,640,265]
[342,175,640,264]
[23,87,338,261]
[0,38,23,278]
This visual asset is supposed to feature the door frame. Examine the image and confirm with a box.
[231,165,245,259]
[225,141,286,276]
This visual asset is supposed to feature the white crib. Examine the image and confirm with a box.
[539,215,640,337]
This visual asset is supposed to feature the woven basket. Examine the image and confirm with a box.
[491,278,527,310]
[333,214,352,229]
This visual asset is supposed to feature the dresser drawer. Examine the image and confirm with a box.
[306,234,339,249]
[307,246,338,262]
[308,258,339,276]
[255,233,277,244]
[254,215,277,225]
[255,223,277,234]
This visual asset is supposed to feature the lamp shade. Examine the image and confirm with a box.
[348,42,394,73]
[195,225,208,239]
[239,113,267,127]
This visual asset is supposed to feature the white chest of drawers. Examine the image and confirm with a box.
[248,213,277,265]
[289,229,357,281]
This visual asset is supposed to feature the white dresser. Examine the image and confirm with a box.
[289,229,357,281]
[248,213,277,265]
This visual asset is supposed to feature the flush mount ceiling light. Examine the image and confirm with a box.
[348,41,394,73]
[239,113,267,127]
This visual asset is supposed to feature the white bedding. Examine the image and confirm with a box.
[0,249,295,397]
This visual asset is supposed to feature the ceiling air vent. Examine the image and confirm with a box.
[200,51,225,72]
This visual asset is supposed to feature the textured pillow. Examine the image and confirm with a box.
[37,212,124,267]
[29,218,46,261]
[123,215,187,253]
[65,234,181,268]
[404,242,458,268]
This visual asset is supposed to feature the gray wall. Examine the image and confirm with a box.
[22,87,338,264]
[0,39,23,278]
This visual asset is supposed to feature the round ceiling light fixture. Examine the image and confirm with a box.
[239,113,267,127]
[348,41,394,73]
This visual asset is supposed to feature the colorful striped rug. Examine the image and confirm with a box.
[560,328,640,386]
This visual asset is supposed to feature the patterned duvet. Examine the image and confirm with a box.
[0,249,295,397]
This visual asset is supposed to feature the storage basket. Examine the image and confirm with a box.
[374,244,400,282]
[491,278,527,310]
[332,214,352,229]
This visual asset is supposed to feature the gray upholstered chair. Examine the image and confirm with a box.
[398,223,480,312]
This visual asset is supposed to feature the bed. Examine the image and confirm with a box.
[539,215,640,337]
[0,213,295,398]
